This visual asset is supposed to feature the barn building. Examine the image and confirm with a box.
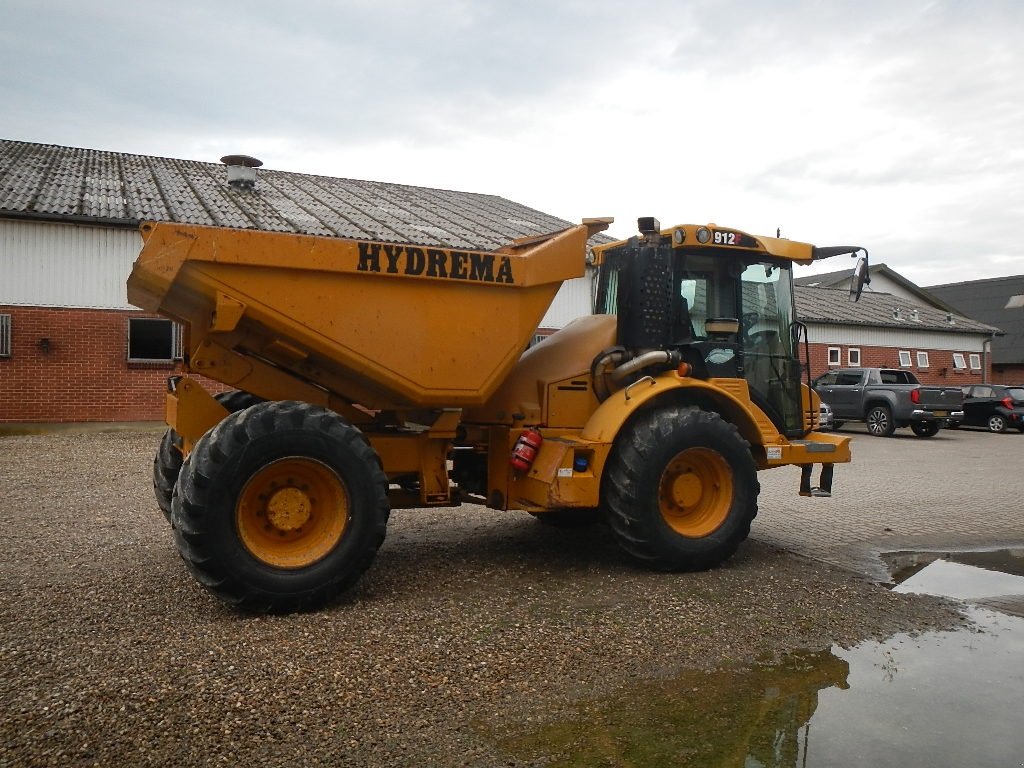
[0,140,602,424]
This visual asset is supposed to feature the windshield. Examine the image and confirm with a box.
[740,262,803,435]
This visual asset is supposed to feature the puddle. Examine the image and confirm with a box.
[496,551,1024,767]
[885,548,1024,617]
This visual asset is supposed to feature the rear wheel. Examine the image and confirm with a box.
[153,390,263,523]
[910,421,940,438]
[831,421,845,430]
[604,406,758,571]
[172,401,389,612]
[988,414,1007,433]
[865,405,895,437]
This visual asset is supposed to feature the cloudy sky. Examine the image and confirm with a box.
[3,0,1022,285]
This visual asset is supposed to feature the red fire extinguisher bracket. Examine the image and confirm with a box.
[510,428,543,473]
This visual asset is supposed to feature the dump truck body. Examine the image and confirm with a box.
[128,216,861,612]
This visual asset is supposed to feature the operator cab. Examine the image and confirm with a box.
[593,219,815,439]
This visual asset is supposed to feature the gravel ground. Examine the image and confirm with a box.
[0,431,964,767]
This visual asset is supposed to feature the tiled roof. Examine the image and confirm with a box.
[0,140,612,251]
[795,286,999,335]
[796,263,960,314]
[794,266,859,287]
[926,275,1024,364]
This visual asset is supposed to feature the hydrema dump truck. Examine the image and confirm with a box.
[126,216,868,612]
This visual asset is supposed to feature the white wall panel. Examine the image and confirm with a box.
[539,271,594,329]
[1,220,143,309]
[807,322,989,352]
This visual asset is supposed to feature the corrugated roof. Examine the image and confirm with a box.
[926,275,1024,364]
[795,286,999,335]
[0,139,612,251]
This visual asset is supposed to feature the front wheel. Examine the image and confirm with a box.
[865,405,895,437]
[910,421,940,438]
[988,414,1007,433]
[172,401,390,612]
[603,406,759,571]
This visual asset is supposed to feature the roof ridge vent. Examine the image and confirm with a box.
[910,308,920,322]
[220,154,262,189]
[892,307,902,321]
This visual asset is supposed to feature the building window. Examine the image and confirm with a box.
[969,353,981,370]
[898,350,911,367]
[0,314,10,358]
[827,347,841,366]
[847,348,861,366]
[916,351,929,368]
[952,353,966,370]
[128,318,183,361]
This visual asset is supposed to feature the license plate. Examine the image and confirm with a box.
[934,410,947,417]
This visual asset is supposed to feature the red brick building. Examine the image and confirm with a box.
[796,266,1000,386]
[1,140,604,424]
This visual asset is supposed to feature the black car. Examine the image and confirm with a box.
[954,385,1024,433]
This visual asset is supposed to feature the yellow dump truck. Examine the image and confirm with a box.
[127,216,867,612]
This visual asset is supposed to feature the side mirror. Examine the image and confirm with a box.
[849,253,869,302]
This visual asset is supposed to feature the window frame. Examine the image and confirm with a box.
[898,350,912,367]
[847,347,861,366]
[969,353,982,370]
[827,346,841,366]
[952,353,966,370]
[0,313,10,358]
[916,351,930,368]
[127,317,183,363]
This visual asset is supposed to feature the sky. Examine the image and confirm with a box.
[2,0,1023,286]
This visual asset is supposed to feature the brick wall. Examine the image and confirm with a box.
[0,306,225,423]
[805,342,990,386]
[991,364,1024,385]
[0,305,1002,422]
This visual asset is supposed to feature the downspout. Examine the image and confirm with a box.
[983,331,996,384]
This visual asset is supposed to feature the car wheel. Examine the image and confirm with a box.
[910,421,940,438]
[865,405,895,437]
[988,414,1007,433]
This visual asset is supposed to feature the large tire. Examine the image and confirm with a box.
[603,406,759,571]
[988,414,1007,433]
[910,421,940,438]
[171,401,389,612]
[865,404,895,437]
[153,390,262,523]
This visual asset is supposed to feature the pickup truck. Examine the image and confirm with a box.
[812,367,964,437]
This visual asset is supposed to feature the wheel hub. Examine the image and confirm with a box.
[670,472,704,508]
[236,457,349,569]
[658,448,733,538]
[266,487,312,532]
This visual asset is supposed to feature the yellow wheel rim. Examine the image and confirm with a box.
[658,447,733,537]
[236,457,348,569]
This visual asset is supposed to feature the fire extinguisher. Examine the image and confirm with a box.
[510,428,543,473]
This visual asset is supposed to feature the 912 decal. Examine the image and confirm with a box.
[712,230,754,247]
